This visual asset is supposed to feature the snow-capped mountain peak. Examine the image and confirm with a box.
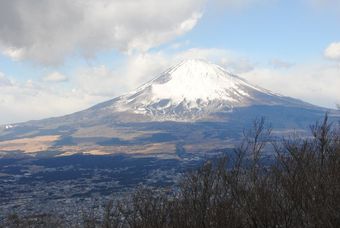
[150,59,251,102]
[101,59,308,121]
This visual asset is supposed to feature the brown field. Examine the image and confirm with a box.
[0,131,235,158]
[58,142,176,157]
[0,135,60,153]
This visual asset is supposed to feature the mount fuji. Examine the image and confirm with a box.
[0,59,337,158]
[108,59,312,121]
[42,59,318,124]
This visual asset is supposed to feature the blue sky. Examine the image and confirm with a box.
[173,0,339,60]
[0,0,339,124]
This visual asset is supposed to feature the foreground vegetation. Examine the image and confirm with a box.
[2,115,340,228]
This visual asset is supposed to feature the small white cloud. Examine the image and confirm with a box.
[2,47,25,61]
[324,42,340,61]
[178,12,202,32]
[43,72,67,82]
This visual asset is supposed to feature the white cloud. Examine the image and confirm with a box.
[0,76,104,124]
[72,65,121,97]
[1,47,25,61]
[43,72,67,82]
[72,54,170,98]
[0,54,173,124]
[240,63,340,109]
[324,42,340,61]
[0,0,203,65]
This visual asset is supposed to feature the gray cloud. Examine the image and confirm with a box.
[0,0,203,65]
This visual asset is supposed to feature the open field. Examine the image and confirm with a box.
[0,135,60,154]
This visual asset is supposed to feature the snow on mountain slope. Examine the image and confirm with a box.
[96,59,310,121]
[129,59,255,102]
